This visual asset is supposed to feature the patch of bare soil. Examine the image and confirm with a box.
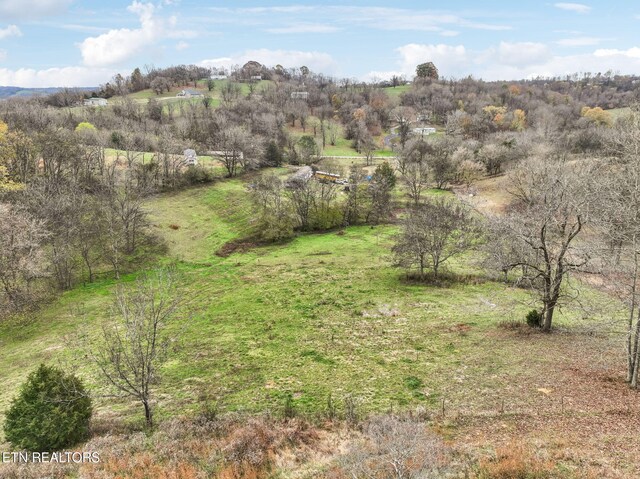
[215,238,261,257]
[445,327,640,477]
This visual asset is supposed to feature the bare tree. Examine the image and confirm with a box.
[0,203,48,312]
[250,173,295,241]
[393,197,481,280]
[367,162,396,224]
[339,415,444,479]
[402,160,430,206]
[593,106,640,386]
[90,269,181,427]
[486,156,592,332]
[218,126,250,177]
[343,165,370,225]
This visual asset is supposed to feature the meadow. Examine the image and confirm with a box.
[0,169,623,435]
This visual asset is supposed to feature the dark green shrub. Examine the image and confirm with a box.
[264,140,283,167]
[4,364,92,451]
[526,309,542,328]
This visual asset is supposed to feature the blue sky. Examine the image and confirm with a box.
[1,0,640,87]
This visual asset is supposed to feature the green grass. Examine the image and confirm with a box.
[382,84,412,98]
[607,107,631,120]
[147,178,254,261]
[104,148,156,163]
[0,172,623,435]
[126,79,274,104]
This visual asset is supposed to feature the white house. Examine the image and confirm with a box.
[84,98,108,107]
[177,89,204,98]
[291,91,309,100]
[183,149,198,166]
[412,127,436,136]
[210,74,227,80]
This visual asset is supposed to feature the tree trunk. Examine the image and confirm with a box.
[542,303,554,332]
[627,252,639,382]
[143,400,153,428]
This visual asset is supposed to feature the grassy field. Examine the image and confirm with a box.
[0,169,623,439]
[382,84,412,98]
[126,79,273,102]
[103,148,229,176]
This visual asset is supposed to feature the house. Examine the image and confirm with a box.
[412,127,436,136]
[291,91,309,100]
[177,89,204,98]
[250,75,263,81]
[84,97,108,107]
[183,149,198,166]
[210,74,227,80]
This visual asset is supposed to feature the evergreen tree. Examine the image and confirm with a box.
[4,364,92,451]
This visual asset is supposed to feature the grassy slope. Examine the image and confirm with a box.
[382,84,412,98]
[0,172,621,435]
[127,79,273,102]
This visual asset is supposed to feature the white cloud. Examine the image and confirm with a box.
[79,2,158,67]
[0,25,22,40]
[199,48,337,73]
[496,42,551,67]
[366,42,640,82]
[334,7,512,32]
[554,3,591,13]
[266,23,340,34]
[205,6,511,33]
[594,47,640,59]
[0,0,72,19]
[175,41,189,51]
[0,66,115,87]
[79,1,176,67]
[556,37,604,46]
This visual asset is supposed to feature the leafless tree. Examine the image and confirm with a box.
[250,173,295,241]
[402,160,430,206]
[218,126,250,177]
[339,415,445,479]
[486,156,592,331]
[393,197,481,280]
[343,165,370,225]
[0,203,49,312]
[593,106,640,386]
[90,269,181,427]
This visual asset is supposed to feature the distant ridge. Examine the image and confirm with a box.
[0,86,96,99]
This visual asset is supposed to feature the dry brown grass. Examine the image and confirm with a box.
[477,442,555,479]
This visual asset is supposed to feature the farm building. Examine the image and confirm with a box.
[84,97,108,107]
[314,171,341,183]
[183,149,198,166]
[291,91,309,100]
[177,89,204,98]
[286,166,313,188]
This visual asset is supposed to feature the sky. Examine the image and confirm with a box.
[1,0,640,87]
